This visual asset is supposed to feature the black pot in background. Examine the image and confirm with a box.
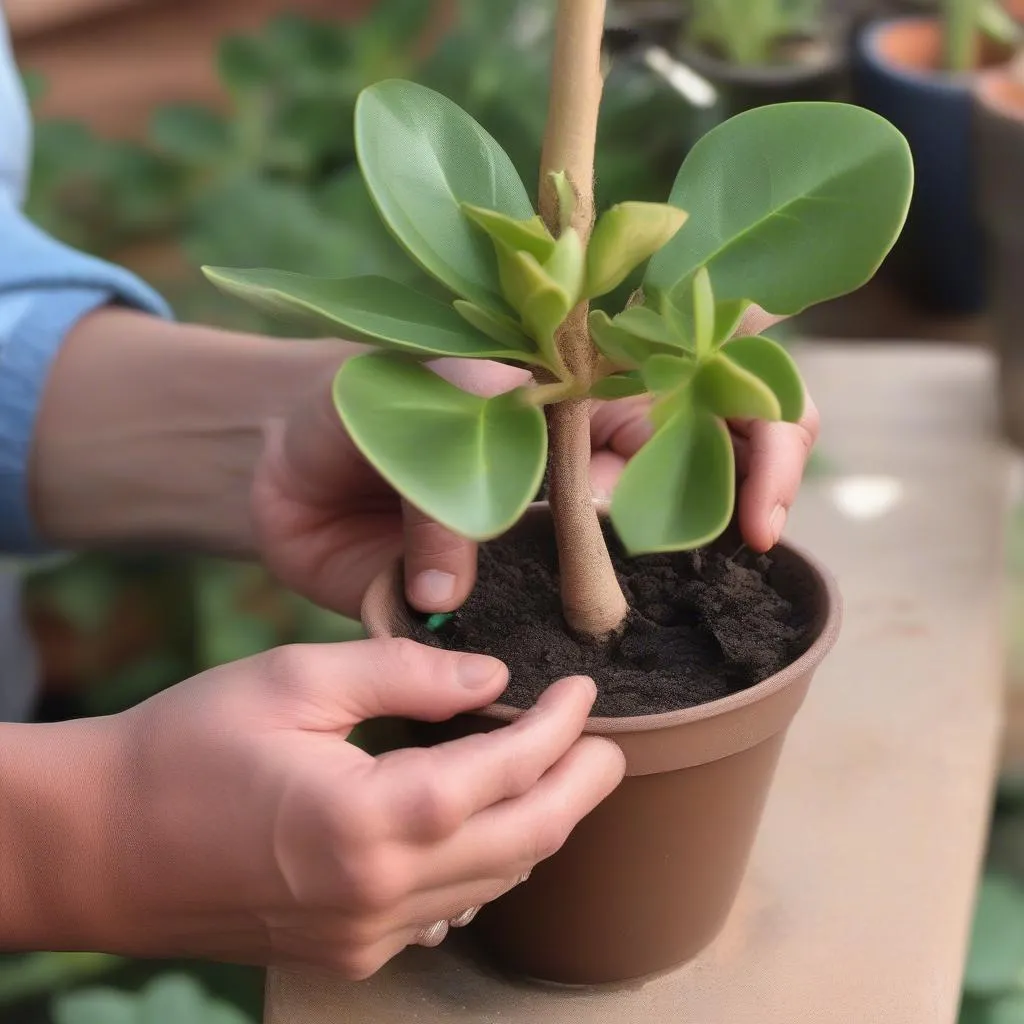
[676,21,851,118]
[854,16,1013,314]
[974,70,1024,448]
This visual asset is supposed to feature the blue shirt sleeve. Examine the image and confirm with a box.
[0,199,172,552]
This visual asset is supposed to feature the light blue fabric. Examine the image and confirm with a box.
[0,12,171,719]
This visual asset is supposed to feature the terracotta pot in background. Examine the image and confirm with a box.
[974,67,1024,449]
[361,503,842,985]
[854,16,1014,314]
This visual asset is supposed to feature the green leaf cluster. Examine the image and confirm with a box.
[206,80,912,556]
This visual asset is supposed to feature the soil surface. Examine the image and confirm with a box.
[413,526,819,718]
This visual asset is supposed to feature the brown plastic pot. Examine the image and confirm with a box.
[974,67,1024,448]
[361,503,842,985]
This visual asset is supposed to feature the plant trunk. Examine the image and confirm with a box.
[539,0,629,641]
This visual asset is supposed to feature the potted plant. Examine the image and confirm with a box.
[974,50,1024,447]
[204,0,912,987]
[674,0,851,116]
[854,0,1020,312]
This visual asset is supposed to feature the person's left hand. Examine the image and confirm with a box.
[252,353,818,622]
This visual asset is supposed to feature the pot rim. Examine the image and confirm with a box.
[859,15,1012,89]
[677,27,846,87]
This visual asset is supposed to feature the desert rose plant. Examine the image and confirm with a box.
[205,0,913,644]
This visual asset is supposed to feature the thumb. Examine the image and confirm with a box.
[276,639,508,729]
[402,501,478,613]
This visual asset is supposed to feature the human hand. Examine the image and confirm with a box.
[253,309,818,619]
[25,643,623,976]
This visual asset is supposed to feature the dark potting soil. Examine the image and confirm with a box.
[412,526,819,718]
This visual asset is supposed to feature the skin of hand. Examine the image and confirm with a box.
[0,642,624,976]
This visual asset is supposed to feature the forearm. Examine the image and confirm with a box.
[0,719,123,951]
[31,308,350,557]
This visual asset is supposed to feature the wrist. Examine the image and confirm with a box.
[32,308,351,556]
[0,717,129,952]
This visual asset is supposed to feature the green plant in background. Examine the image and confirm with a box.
[686,0,824,66]
[943,0,1023,72]
[207,0,912,642]
[52,974,253,1024]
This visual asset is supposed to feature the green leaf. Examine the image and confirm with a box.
[141,975,208,1023]
[614,307,680,347]
[642,354,697,395]
[453,300,536,355]
[496,248,572,369]
[590,373,648,399]
[589,309,683,369]
[461,204,554,262]
[713,299,750,345]
[694,354,783,421]
[645,103,913,315]
[53,990,137,1024]
[355,80,534,310]
[149,105,230,166]
[586,202,689,299]
[692,267,715,358]
[202,268,537,361]
[543,228,585,302]
[333,354,547,539]
[722,335,805,422]
[549,171,577,234]
[612,407,735,554]
[964,875,1024,996]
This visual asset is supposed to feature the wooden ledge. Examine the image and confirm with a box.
[267,344,1011,1023]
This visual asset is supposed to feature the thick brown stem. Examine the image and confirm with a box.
[540,0,629,640]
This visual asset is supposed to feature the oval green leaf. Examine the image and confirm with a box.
[590,309,685,370]
[585,201,689,299]
[590,372,648,400]
[722,335,806,422]
[334,353,547,539]
[202,268,538,362]
[642,353,697,395]
[694,353,783,421]
[461,204,554,262]
[645,103,913,314]
[355,80,535,311]
[611,407,735,554]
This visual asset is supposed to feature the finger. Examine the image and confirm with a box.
[734,304,788,338]
[416,735,626,890]
[376,676,597,841]
[590,395,653,460]
[402,501,478,613]
[589,450,627,500]
[265,638,508,730]
[430,358,532,396]
[735,397,820,552]
[401,874,524,934]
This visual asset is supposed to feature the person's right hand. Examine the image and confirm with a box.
[44,640,624,978]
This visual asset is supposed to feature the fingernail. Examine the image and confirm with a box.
[411,570,456,609]
[458,655,506,690]
[769,504,787,544]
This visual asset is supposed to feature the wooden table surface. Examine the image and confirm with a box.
[267,343,1012,1023]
